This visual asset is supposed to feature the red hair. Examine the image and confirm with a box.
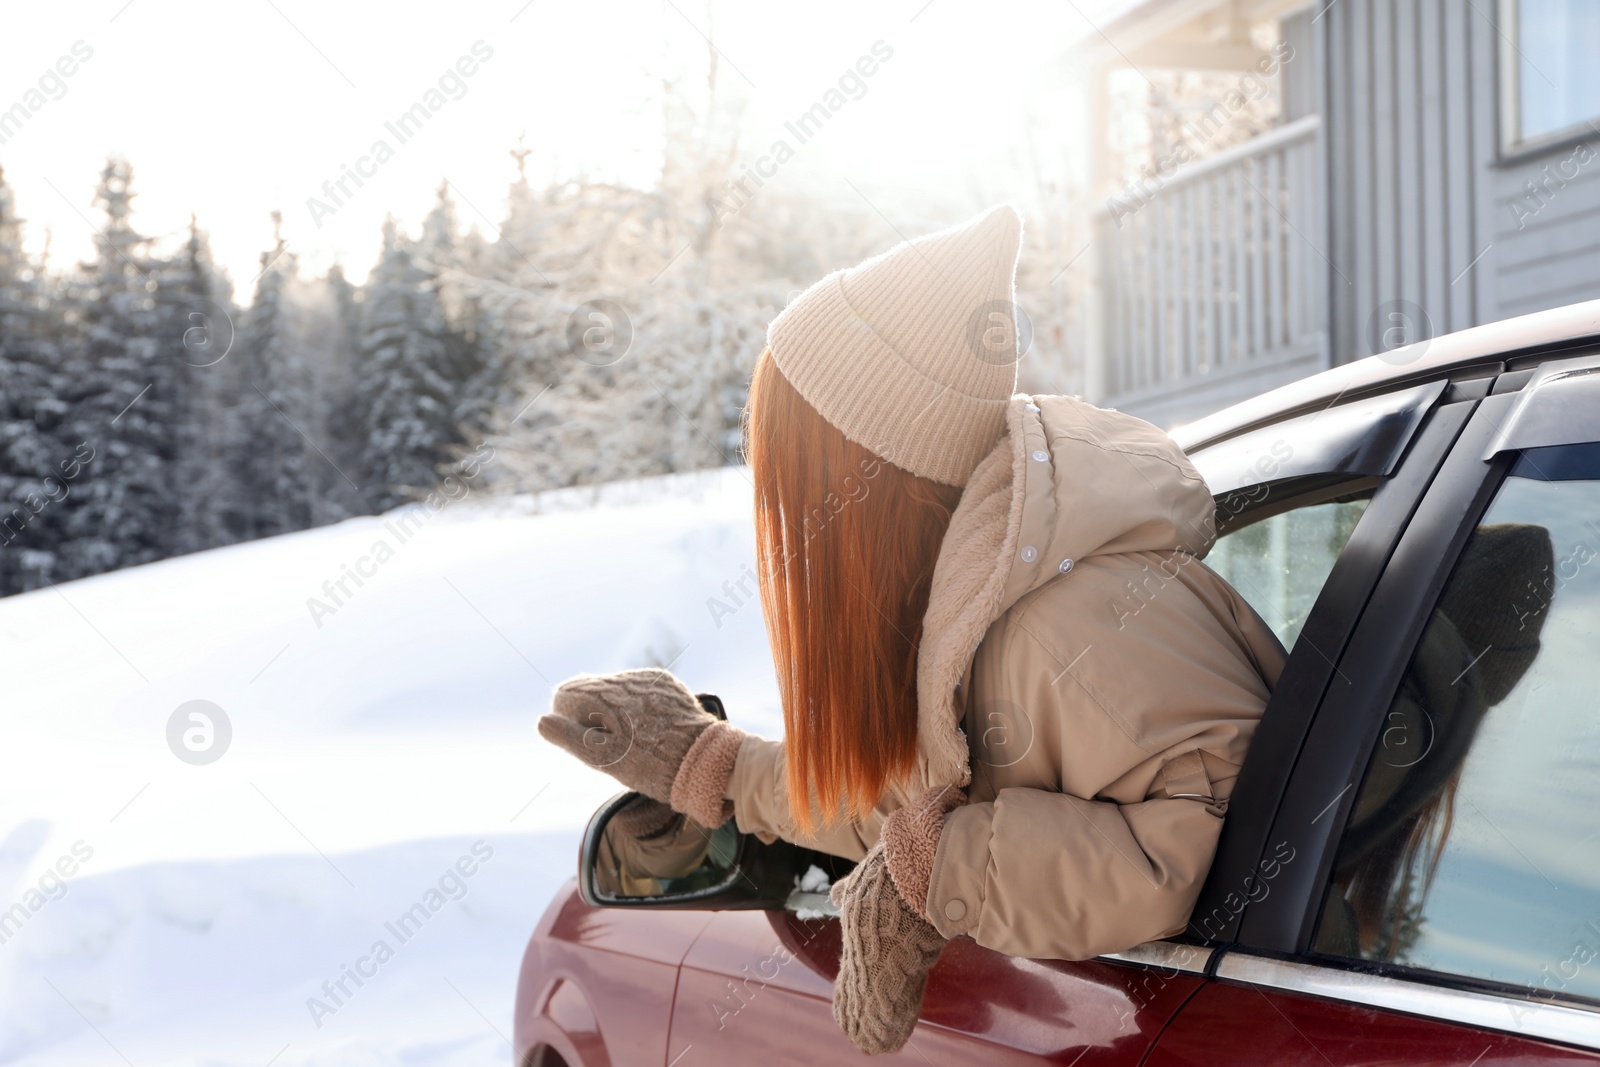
[744,349,963,832]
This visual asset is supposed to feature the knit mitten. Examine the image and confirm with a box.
[538,669,745,827]
[880,784,965,916]
[609,795,682,840]
[829,844,948,1055]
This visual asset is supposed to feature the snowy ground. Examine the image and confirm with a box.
[0,466,783,1066]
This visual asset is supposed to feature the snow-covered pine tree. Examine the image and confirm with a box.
[0,166,72,593]
[474,90,809,497]
[416,183,510,448]
[231,211,316,538]
[296,262,366,523]
[356,215,460,511]
[153,214,239,555]
[53,159,181,581]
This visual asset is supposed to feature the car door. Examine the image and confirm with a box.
[665,898,1206,1065]
[661,378,1465,1065]
[1152,353,1600,1064]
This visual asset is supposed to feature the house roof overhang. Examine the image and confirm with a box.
[1064,0,1316,69]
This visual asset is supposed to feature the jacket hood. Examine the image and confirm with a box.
[914,394,1218,788]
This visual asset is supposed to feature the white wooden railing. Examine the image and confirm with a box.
[1092,115,1328,418]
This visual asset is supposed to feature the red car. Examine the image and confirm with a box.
[515,300,1600,1065]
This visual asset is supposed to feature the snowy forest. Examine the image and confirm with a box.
[0,157,510,597]
[0,118,1076,599]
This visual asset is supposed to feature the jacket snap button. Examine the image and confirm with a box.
[1030,449,1049,462]
[1058,558,1074,574]
[1020,545,1038,563]
[944,898,967,921]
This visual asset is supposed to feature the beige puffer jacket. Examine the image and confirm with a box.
[727,393,1287,960]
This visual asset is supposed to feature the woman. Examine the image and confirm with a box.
[539,206,1286,1055]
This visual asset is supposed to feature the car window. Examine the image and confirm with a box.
[1207,494,1370,649]
[1312,441,1600,1006]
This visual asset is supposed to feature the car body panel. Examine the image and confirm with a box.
[666,909,1200,1065]
[514,881,713,1066]
[1148,981,1600,1066]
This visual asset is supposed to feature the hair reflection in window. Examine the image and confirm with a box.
[1322,523,1555,959]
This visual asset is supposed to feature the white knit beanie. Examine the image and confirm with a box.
[766,204,1025,487]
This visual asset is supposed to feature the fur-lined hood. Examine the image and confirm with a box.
[913,393,1219,788]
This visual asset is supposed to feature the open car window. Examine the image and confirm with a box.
[1311,440,1600,1008]
[1184,385,1445,652]
[1207,491,1371,650]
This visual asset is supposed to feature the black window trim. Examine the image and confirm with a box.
[1213,473,1380,538]
[1187,395,1476,945]
[1191,379,1447,498]
[1233,390,1515,954]
[1486,351,1600,457]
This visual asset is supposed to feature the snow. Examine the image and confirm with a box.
[788,865,838,921]
[0,465,782,1065]
[796,864,832,893]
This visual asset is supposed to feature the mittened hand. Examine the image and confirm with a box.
[829,844,948,1056]
[538,668,747,828]
[538,668,713,802]
[609,795,682,841]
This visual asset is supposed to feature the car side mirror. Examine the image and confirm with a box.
[576,694,853,911]
[578,790,811,909]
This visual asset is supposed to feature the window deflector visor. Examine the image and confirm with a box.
[1484,354,1600,458]
[1191,380,1445,496]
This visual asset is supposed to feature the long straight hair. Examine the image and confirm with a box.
[744,349,963,832]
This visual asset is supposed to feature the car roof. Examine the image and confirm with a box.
[1171,298,1600,453]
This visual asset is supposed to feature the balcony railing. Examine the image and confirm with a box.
[1092,114,1327,423]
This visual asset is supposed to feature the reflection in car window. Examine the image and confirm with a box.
[1207,497,1369,649]
[1315,442,1600,1007]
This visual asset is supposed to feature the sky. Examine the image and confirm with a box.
[0,0,1115,293]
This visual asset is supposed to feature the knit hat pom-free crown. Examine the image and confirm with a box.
[766,204,1025,488]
